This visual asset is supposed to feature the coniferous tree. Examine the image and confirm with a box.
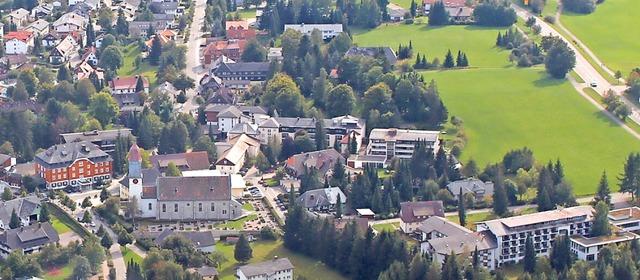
[493,183,508,216]
[472,246,479,269]
[591,201,612,237]
[38,203,50,222]
[315,120,327,151]
[86,20,96,47]
[100,187,109,202]
[443,49,455,68]
[428,0,449,26]
[550,233,572,272]
[234,234,253,263]
[101,233,113,248]
[523,234,536,273]
[335,195,342,218]
[619,153,640,200]
[595,170,611,206]
[441,253,463,280]
[148,36,162,66]
[458,188,466,226]
[9,209,20,229]
[456,50,463,67]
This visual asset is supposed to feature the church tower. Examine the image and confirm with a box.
[128,143,143,200]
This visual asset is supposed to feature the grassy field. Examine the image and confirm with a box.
[373,222,400,232]
[217,214,258,230]
[391,0,413,8]
[354,24,512,68]
[121,246,144,265]
[447,211,496,229]
[120,43,158,88]
[243,203,256,211]
[215,240,347,280]
[238,8,257,20]
[44,265,73,280]
[50,215,72,234]
[422,68,640,195]
[560,0,640,74]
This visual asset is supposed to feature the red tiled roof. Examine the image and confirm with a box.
[5,30,33,42]
[128,143,142,162]
[80,46,96,62]
[202,40,247,56]
[226,21,249,30]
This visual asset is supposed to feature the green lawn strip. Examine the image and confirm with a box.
[44,264,73,280]
[120,43,159,89]
[242,203,256,211]
[541,0,559,18]
[50,214,72,234]
[560,0,640,75]
[424,68,640,196]
[581,88,640,135]
[238,8,256,20]
[390,0,412,9]
[373,222,399,232]
[121,246,144,266]
[377,169,393,179]
[264,179,279,187]
[354,24,512,68]
[569,70,585,83]
[47,202,90,237]
[218,214,258,230]
[447,211,496,230]
[216,240,347,280]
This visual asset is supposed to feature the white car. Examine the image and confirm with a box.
[590,81,598,87]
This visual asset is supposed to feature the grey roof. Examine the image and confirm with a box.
[156,175,231,201]
[285,149,344,176]
[228,123,259,135]
[0,222,59,250]
[153,13,175,21]
[60,129,133,144]
[238,258,294,278]
[217,106,243,118]
[427,231,497,255]
[0,196,41,225]
[326,115,366,131]
[150,152,211,172]
[150,1,180,11]
[446,178,494,198]
[399,201,445,223]
[193,266,219,277]
[369,128,439,142]
[154,229,216,248]
[204,104,267,115]
[0,100,42,114]
[418,216,472,237]
[35,141,111,167]
[348,154,387,162]
[388,8,409,18]
[477,206,594,237]
[258,117,279,128]
[345,46,398,65]
[120,167,161,189]
[0,154,11,164]
[297,187,346,209]
[53,12,84,27]
[261,115,364,131]
[218,62,270,73]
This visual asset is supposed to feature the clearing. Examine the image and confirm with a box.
[215,240,347,280]
[560,0,640,73]
[373,222,400,232]
[44,264,73,280]
[120,43,159,88]
[121,246,145,265]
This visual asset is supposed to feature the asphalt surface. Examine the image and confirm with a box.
[179,0,208,115]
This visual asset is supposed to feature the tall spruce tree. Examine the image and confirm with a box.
[443,49,455,68]
[523,234,536,273]
[619,153,640,200]
[550,233,572,272]
[595,170,611,206]
[9,209,20,229]
[39,203,50,222]
[458,188,466,226]
[234,234,253,263]
[591,201,612,237]
[315,120,327,151]
[493,183,508,216]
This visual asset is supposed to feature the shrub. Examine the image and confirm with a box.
[544,16,556,24]
[260,227,279,240]
[135,237,154,251]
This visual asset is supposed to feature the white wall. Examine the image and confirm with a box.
[5,40,28,54]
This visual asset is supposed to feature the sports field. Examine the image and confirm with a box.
[561,0,640,74]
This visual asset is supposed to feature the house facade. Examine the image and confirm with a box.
[215,134,260,175]
[213,62,269,81]
[237,258,294,280]
[257,115,366,149]
[284,24,343,40]
[5,31,34,55]
[52,12,85,33]
[0,222,59,258]
[367,128,440,160]
[399,201,445,233]
[109,76,150,94]
[297,187,347,211]
[225,21,256,40]
[34,141,113,189]
[202,39,247,64]
[446,178,494,202]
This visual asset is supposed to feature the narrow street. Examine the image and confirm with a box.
[181,0,208,114]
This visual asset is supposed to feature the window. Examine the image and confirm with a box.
[199,203,203,212]
[79,162,83,167]
[223,210,227,214]
[162,204,166,212]
[211,203,215,211]
[148,203,152,210]
[174,204,178,212]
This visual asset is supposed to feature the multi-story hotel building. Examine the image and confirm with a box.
[366,128,440,160]
[34,141,113,189]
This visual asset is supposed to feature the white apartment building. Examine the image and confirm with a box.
[284,24,343,40]
[367,128,440,160]
[475,206,594,268]
[237,257,294,280]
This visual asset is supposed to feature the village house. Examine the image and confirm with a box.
[227,122,259,139]
[202,39,247,64]
[0,196,41,230]
[187,267,219,280]
[446,6,474,22]
[42,32,63,48]
[24,19,50,36]
[225,20,256,40]
[5,31,34,55]
[446,178,495,202]
[345,46,398,65]
[399,201,445,233]
[203,104,268,128]
[215,134,260,175]
[388,8,409,21]
[74,61,105,83]
[34,141,113,189]
[422,0,466,15]
[8,8,30,28]
[366,128,440,160]
[285,149,345,178]
[212,61,270,81]
[149,1,182,16]
[417,215,472,242]
[154,229,216,252]
[31,3,54,18]
[127,143,244,220]
[128,21,168,38]
[236,257,294,280]
[206,86,236,105]
[49,38,75,64]
[0,222,59,258]
[108,76,149,106]
[60,129,134,154]
[346,154,387,169]
[426,231,499,271]
[80,46,99,66]
[297,187,347,212]
[284,23,343,40]
[52,12,85,33]
[267,47,283,61]
[149,151,211,174]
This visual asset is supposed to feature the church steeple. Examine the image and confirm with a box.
[128,143,142,178]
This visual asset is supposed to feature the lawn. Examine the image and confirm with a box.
[121,246,144,265]
[44,264,73,280]
[353,24,512,68]
[373,222,399,232]
[447,211,496,229]
[217,214,258,230]
[215,240,347,280]
[423,67,640,196]
[560,0,640,74]
[50,215,72,234]
[377,168,394,179]
[242,203,256,211]
[391,0,413,9]
[120,43,159,88]
[238,8,256,20]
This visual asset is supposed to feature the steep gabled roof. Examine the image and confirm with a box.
[0,222,59,250]
[156,175,231,201]
[400,201,445,223]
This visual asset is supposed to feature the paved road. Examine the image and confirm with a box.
[510,3,640,133]
[180,0,208,115]
[93,211,127,280]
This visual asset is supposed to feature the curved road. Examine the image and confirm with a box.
[510,4,640,135]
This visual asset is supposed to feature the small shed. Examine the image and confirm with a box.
[356,208,375,219]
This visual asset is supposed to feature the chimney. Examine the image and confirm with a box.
[388,128,397,136]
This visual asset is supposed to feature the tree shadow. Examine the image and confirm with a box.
[532,71,566,88]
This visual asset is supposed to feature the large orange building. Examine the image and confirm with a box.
[35,141,113,189]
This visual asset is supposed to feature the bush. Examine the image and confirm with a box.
[260,227,279,240]
[544,16,556,24]
[135,237,154,251]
